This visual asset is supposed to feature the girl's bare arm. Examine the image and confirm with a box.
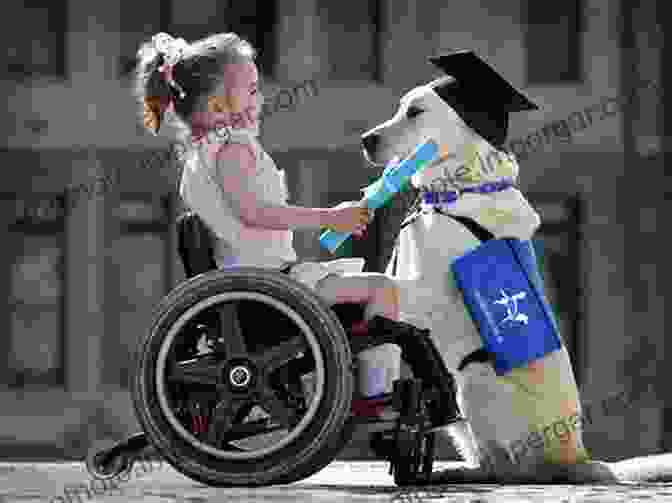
[212,142,335,230]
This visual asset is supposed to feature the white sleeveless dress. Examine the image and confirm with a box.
[179,126,360,290]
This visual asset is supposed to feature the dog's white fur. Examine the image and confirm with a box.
[361,77,672,483]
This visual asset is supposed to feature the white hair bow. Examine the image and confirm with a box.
[152,33,188,66]
[151,32,189,98]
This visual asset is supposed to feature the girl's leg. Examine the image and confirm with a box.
[316,272,462,427]
[314,273,401,401]
[313,272,400,321]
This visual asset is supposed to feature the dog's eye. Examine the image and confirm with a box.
[406,106,424,119]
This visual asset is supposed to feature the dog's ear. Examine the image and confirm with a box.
[428,50,539,149]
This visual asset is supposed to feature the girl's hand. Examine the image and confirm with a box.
[327,201,371,235]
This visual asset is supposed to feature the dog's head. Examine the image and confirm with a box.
[360,76,471,167]
[361,51,538,168]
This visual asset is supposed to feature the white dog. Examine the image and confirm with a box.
[361,50,672,483]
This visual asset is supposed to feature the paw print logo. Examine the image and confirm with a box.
[493,289,529,342]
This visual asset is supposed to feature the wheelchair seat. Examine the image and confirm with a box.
[176,211,367,326]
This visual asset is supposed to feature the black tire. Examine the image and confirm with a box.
[275,417,358,484]
[131,267,355,487]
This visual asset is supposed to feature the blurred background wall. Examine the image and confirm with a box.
[0,0,666,462]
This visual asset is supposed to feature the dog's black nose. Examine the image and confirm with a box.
[361,134,380,154]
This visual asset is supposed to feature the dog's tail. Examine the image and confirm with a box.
[430,454,672,484]
[606,453,672,483]
[530,454,672,484]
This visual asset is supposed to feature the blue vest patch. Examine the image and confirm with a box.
[451,238,562,375]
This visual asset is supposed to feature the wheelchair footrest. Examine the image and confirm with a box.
[356,379,438,485]
[389,378,437,486]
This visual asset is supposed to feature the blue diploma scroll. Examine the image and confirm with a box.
[319,139,441,253]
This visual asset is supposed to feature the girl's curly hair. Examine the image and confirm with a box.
[134,32,256,136]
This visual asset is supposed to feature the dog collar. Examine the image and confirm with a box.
[420,177,515,206]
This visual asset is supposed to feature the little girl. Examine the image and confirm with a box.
[135,32,400,346]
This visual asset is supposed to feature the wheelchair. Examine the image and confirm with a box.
[85,212,465,487]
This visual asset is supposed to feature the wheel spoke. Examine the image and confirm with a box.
[216,302,247,358]
[167,355,222,387]
[255,336,308,373]
[206,395,247,447]
[223,420,281,440]
[257,389,293,429]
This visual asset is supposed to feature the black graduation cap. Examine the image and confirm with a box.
[429,50,539,148]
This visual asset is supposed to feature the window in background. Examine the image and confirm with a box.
[129,0,278,78]
[531,195,583,383]
[111,196,173,388]
[119,0,170,75]
[1,194,66,388]
[631,2,663,157]
[524,0,582,84]
[224,0,277,78]
[1,0,67,80]
[318,0,382,82]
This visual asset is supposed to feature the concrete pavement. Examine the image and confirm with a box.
[2,461,672,502]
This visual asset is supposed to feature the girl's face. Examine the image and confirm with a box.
[206,60,264,131]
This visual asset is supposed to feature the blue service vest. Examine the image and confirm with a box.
[451,238,562,375]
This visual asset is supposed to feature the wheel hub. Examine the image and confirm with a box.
[228,364,252,388]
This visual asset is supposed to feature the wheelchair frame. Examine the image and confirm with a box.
[86,212,462,486]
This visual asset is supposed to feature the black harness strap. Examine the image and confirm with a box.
[438,210,495,243]
[457,347,493,371]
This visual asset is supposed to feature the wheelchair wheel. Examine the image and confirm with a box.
[132,267,355,487]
